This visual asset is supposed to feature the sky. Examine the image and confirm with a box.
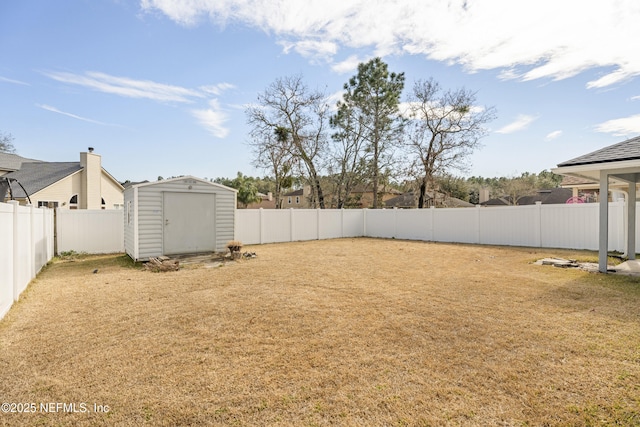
[1,0,640,183]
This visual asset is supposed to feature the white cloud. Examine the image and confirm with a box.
[43,70,204,103]
[0,75,29,86]
[495,114,538,134]
[37,104,112,126]
[545,130,563,141]
[141,0,640,87]
[199,82,235,96]
[191,99,230,138]
[595,114,640,136]
[331,55,365,74]
[280,39,337,61]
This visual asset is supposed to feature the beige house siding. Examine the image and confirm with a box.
[29,169,123,209]
[101,174,125,209]
[30,172,83,208]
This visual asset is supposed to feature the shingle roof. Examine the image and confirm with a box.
[557,135,640,167]
[3,162,82,198]
[0,152,42,172]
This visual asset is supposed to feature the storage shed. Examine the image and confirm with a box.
[124,176,237,261]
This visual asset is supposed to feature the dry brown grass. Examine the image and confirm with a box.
[1,238,640,426]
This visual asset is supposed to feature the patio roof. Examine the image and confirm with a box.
[553,135,640,273]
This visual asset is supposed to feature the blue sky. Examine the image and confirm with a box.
[1,0,639,183]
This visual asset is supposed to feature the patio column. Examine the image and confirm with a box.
[628,181,636,260]
[599,171,609,273]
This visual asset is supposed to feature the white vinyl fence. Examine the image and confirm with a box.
[236,202,629,252]
[0,201,634,321]
[56,209,124,254]
[0,202,54,319]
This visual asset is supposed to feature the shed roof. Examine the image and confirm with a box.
[128,175,237,192]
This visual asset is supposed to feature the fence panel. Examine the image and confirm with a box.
[292,210,319,241]
[365,210,397,238]
[432,208,478,244]
[15,205,32,297]
[56,209,124,254]
[235,209,261,244]
[318,210,343,239]
[541,203,599,250]
[0,202,54,320]
[261,209,292,243]
[479,205,539,247]
[342,210,364,237]
[395,209,433,241]
[0,203,14,319]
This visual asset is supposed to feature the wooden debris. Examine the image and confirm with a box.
[145,257,180,272]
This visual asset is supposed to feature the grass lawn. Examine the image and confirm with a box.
[1,238,639,426]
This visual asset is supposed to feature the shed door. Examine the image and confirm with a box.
[163,192,216,254]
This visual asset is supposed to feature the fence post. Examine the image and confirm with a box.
[316,208,321,240]
[363,208,367,237]
[259,208,264,245]
[341,208,344,238]
[10,201,19,302]
[475,205,481,244]
[289,208,294,242]
[393,208,398,239]
[534,201,542,247]
[29,204,36,279]
[429,206,435,241]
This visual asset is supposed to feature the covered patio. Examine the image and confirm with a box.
[553,136,640,273]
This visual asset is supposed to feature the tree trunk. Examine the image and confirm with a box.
[315,178,326,209]
[418,178,427,209]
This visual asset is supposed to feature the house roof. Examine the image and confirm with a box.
[0,152,42,172]
[284,189,304,196]
[384,191,474,208]
[3,162,82,198]
[481,188,573,206]
[557,136,640,167]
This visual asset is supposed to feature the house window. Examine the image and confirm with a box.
[295,196,300,204]
[288,197,292,204]
[37,201,59,208]
[69,194,78,210]
[101,198,106,210]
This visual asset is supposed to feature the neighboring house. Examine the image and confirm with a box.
[245,192,277,209]
[1,148,124,209]
[384,191,474,208]
[0,152,41,176]
[480,188,574,206]
[281,185,403,209]
[558,175,600,202]
[283,188,306,208]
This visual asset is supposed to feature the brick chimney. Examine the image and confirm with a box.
[80,148,102,209]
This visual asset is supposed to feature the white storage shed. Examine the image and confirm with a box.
[124,176,237,261]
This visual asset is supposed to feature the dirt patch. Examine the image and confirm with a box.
[1,238,639,426]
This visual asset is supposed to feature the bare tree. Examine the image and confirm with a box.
[246,75,329,208]
[0,131,16,153]
[406,79,496,208]
[498,174,539,205]
[248,125,294,208]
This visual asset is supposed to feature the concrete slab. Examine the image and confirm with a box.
[612,260,640,275]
